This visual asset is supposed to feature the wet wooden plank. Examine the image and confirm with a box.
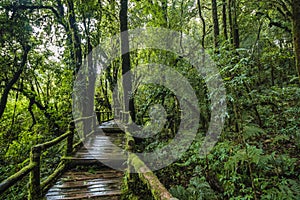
[46,190,121,200]
[45,125,125,200]
[45,167,123,199]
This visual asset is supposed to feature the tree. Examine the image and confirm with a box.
[211,0,220,48]
[228,0,239,48]
[0,4,32,119]
[120,0,135,122]
[222,0,228,40]
[292,0,300,83]
[66,0,82,74]
[197,0,206,48]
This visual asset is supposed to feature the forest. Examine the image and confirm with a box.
[0,0,300,199]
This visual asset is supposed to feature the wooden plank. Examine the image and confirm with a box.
[49,179,121,189]
[46,190,121,200]
[45,126,125,200]
[45,168,123,200]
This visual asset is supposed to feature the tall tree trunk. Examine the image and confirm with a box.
[228,0,234,45]
[161,0,168,27]
[232,0,239,48]
[83,14,96,130]
[292,0,300,83]
[120,0,135,122]
[197,0,206,49]
[228,0,239,48]
[0,45,30,119]
[212,0,220,48]
[222,0,228,40]
[66,0,82,74]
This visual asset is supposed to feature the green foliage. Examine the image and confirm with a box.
[5,131,41,162]
[1,0,300,199]
[170,176,217,200]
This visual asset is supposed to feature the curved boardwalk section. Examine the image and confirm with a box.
[45,122,126,200]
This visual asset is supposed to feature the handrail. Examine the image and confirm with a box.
[71,115,95,123]
[0,163,35,194]
[128,153,174,200]
[35,131,72,151]
[95,111,113,124]
[0,111,174,200]
[0,113,98,200]
[124,127,175,200]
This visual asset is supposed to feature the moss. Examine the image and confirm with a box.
[128,153,173,200]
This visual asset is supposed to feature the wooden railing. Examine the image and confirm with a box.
[122,112,176,200]
[95,111,114,124]
[0,114,99,200]
[0,110,176,200]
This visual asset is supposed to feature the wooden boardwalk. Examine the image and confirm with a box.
[45,122,126,200]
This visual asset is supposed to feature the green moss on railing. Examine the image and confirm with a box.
[0,163,35,194]
[129,153,174,200]
[124,130,175,200]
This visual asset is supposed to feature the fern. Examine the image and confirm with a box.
[261,179,300,200]
[243,124,265,140]
[271,134,290,145]
[224,144,263,172]
[170,185,190,200]
[170,176,217,200]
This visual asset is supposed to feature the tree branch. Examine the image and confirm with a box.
[6,4,60,20]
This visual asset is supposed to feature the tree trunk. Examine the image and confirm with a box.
[212,0,220,48]
[0,45,30,119]
[230,0,239,48]
[233,0,239,48]
[292,0,300,83]
[228,0,233,45]
[228,0,239,48]
[222,0,228,40]
[83,15,96,131]
[197,0,206,49]
[66,0,82,74]
[161,0,168,27]
[120,0,135,122]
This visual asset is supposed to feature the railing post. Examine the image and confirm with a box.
[100,112,103,124]
[93,113,97,129]
[123,111,131,124]
[29,146,41,200]
[120,111,123,122]
[115,108,119,120]
[96,111,100,124]
[66,122,75,156]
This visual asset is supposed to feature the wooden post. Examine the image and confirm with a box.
[29,146,41,200]
[100,112,103,124]
[123,111,131,124]
[66,122,75,156]
[115,108,119,120]
[93,113,97,129]
[118,108,122,119]
[120,111,123,122]
[106,112,109,121]
[96,111,100,124]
